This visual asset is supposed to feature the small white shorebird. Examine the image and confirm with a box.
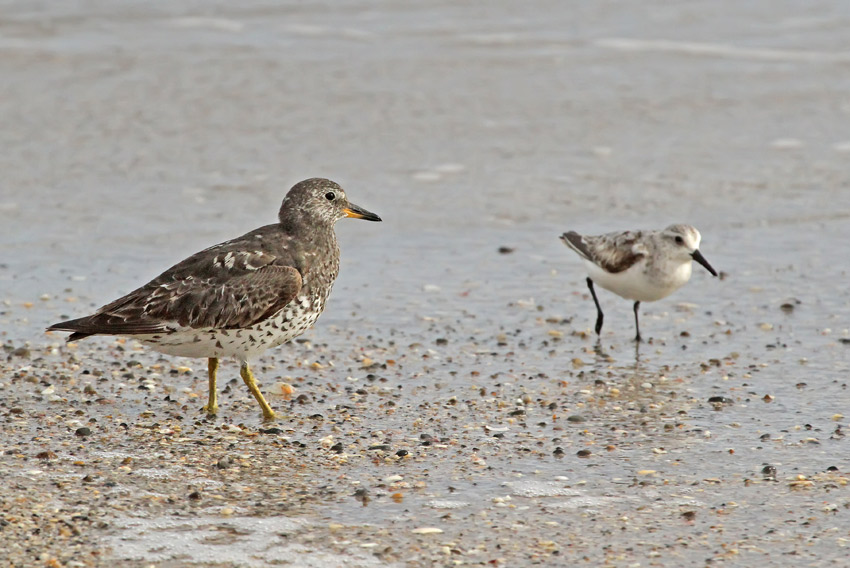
[560,224,718,341]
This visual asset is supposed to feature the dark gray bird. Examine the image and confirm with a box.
[48,178,381,420]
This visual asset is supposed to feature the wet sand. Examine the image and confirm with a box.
[2,1,850,566]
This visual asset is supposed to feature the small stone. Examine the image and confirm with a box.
[277,383,295,399]
[411,527,443,535]
[75,427,92,437]
[353,488,370,504]
[11,347,30,358]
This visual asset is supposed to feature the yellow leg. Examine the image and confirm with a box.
[203,357,219,416]
[240,362,276,421]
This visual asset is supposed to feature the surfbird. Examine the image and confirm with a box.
[48,178,381,420]
[560,224,717,341]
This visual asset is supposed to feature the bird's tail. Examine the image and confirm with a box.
[560,231,593,261]
[47,317,98,342]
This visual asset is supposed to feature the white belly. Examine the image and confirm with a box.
[132,296,324,360]
[585,259,691,302]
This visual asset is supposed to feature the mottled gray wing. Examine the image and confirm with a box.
[561,230,647,273]
[50,247,303,337]
[106,250,302,330]
[591,230,648,273]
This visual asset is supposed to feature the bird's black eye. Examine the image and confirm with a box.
[325,192,336,201]
[675,236,684,245]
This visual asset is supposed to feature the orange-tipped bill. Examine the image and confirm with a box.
[344,203,382,222]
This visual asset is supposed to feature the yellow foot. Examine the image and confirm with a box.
[202,403,219,417]
[240,362,276,422]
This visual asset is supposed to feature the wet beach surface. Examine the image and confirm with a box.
[2,1,850,566]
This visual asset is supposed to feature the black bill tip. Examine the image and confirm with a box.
[343,203,382,222]
[692,249,718,277]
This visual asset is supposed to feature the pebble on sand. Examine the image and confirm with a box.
[411,527,443,535]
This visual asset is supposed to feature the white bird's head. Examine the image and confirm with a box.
[661,224,718,276]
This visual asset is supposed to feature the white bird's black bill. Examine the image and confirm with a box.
[691,249,718,277]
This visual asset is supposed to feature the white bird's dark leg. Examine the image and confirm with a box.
[586,277,604,336]
[240,360,276,421]
[203,357,219,416]
[633,301,642,342]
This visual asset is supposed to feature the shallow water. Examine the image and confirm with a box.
[1,0,850,566]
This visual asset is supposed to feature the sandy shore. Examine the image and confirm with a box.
[2,1,850,566]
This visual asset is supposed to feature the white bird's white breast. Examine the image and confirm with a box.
[584,257,693,302]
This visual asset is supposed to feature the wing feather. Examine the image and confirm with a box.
[561,230,647,274]
[48,234,305,337]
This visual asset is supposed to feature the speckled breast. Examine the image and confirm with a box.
[259,294,326,348]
